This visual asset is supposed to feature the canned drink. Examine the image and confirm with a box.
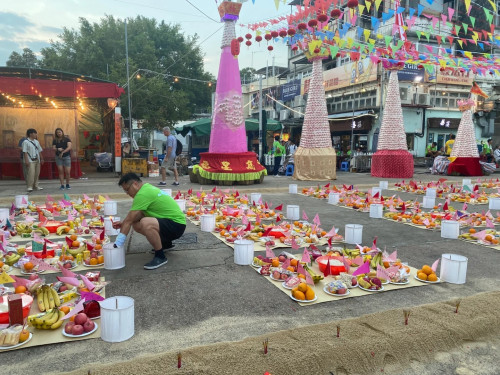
[76,253,83,264]
[83,250,91,260]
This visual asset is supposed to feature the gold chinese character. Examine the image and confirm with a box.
[200,161,210,170]
[221,161,232,171]
[245,160,255,170]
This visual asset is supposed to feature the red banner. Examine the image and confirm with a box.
[198,152,265,173]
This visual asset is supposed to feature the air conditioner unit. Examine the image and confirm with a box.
[399,87,412,104]
[280,109,290,120]
[268,110,277,119]
[417,93,430,106]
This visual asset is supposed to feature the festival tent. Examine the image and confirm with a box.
[175,117,282,136]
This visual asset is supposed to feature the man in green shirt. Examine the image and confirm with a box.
[426,142,439,157]
[272,135,286,177]
[114,173,186,270]
[483,138,493,162]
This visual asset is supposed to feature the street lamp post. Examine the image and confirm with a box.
[125,20,133,148]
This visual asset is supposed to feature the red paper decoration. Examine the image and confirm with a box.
[314,48,320,53]
[237,36,244,43]
[346,0,358,8]
[268,46,274,52]
[264,33,272,41]
[245,33,252,40]
[308,19,318,28]
[317,14,328,23]
[287,28,296,36]
[270,31,279,38]
[279,30,287,38]
[255,35,262,43]
[245,40,252,47]
[291,45,298,51]
[297,23,307,31]
[231,39,240,57]
[331,9,341,18]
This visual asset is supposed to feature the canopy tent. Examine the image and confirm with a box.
[175,117,282,136]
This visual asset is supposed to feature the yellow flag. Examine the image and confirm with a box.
[375,0,383,11]
[440,60,447,69]
[464,0,471,12]
[0,271,15,284]
[98,195,106,204]
[376,33,383,39]
[488,0,497,12]
[358,4,365,14]
[274,0,280,10]
[363,29,371,41]
[464,51,473,59]
[338,39,345,48]
[365,1,371,12]
[347,37,354,48]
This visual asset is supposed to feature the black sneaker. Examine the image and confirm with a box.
[144,256,168,270]
[60,185,65,190]
[158,181,167,186]
[172,181,179,186]
[66,184,71,190]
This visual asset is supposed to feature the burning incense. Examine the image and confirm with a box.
[455,298,462,314]
[263,338,269,354]
[177,352,182,369]
[336,325,340,338]
[403,310,411,325]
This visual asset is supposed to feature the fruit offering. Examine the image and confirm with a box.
[36,285,61,312]
[335,273,358,288]
[357,275,383,290]
[291,282,316,301]
[64,313,95,336]
[271,268,294,281]
[325,280,348,295]
[0,325,24,346]
[416,265,439,282]
[28,308,65,330]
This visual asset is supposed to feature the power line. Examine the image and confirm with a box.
[184,0,220,23]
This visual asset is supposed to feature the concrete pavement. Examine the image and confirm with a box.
[1,169,499,374]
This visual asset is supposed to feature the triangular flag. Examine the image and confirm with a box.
[274,204,283,211]
[79,274,96,291]
[431,258,440,272]
[302,210,308,221]
[323,258,331,277]
[62,299,85,320]
[352,261,370,276]
[80,290,105,302]
[301,248,311,263]
[376,264,390,280]
[486,218,495,228]
[291,237,300,250]
[57,276,81,287]
[281,258,291,270]
[0,271,15,284]
[313,213,321,226]
[265,245,275,258]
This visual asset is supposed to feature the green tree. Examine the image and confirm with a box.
[240,67,257,84]
[38,15,214,131]
[6,48,39,68]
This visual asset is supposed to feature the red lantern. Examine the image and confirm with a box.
[346,0,358,8]
[308,19,318,28]
[291,45,298,51]
[297,23,307,31]
[287,28,296,36]
[271,31,279,38]
[417,64,424,69]
[237,36,244,43]
[245,40,252,47]
[331,9,341,18]
[255,35,262,43]
[440,67,445,72]
[264,33,272,41]
[314,48,320,53]
[245,33,252,40]
[279,30,287,38]
[317,14,328,23]
[268,45,274,52]
[231,39,240,57]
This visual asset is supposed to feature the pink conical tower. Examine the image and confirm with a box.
[194,1,266,185]
[293,57,336,180]
[371,70,414,178]
[447,99,482,176]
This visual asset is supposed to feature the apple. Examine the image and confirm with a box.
[71,324,84,335]
[280,273,288,280]
[278,255,286,262]
[83,319,95,333]
[59,285,68,292]
[64,322,75,334]
[337,288,347,295]
[272,271,281,279]
[351,277,357,286]
[63,262,72,269]
[256,255,263,260]
[84,229,90,234]
[74,313,88,326]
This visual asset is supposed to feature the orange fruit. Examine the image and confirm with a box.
[70,315,76,322]
[320,231,327,237]
[383,261,390,268]
[286,266,295,272]
[271,258,280,267]
[290,259,298,267]
[79,288,90,293]
[15,285,27,294]
[219,230,226,237]
[0,261,4,268]
[72,241,80,248]
[59,306,70,315]
[293,221,299,227]
[469,228,476,234]
[417,272,428,281]
[297,274,305,279]
[18,329,30,343]
[23,262,34,272]
[291,287,299,294]
[485,234,493,242]
[421,265,433,275]
[492,239,499,245]
[97,255,104,264]
[292,290,305,300]
[231,232,238,238]
[298,282,308,293]
[305,289,315,300]
[70,234,77,241]
[95,244,102,250]
[427,273,438,282]
[64,227,70,233]
[90,258,98,265]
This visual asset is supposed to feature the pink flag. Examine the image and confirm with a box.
[11,275,30,287]
[265,245,275,258]
[91,209,98,217]
[281,258,291,269]
[82,218,88,227]
[376,264,390,280]
[462,202,468,211]
[352,261,370,276]
[325,225,337,237]
[21,196,28,204]
[382,250,397,262]
[29,257,58,272]
[371,236,378,250]
[486,218,495,228]
[291,237,300,250]
[313,213,320,226]
[59,264,77,278]
[302,210,308,221]
[56,276,81,287]
[304,271,314,286]
[301,248,311,263]
[341,255,350,272]
[79,274,96,291]
[431,258,440,272]
[80,290,104,302]
[62,299,85,320]
[83,194,90,201]
[241,215,249,225]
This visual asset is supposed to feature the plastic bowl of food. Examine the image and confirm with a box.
[0,294,34,324]
[42,221,65,233]
[315,256,346,275]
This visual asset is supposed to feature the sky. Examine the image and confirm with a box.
[0,0,291,77]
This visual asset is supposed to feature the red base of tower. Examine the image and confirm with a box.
[447,157,483,176]
[371,150,414,178]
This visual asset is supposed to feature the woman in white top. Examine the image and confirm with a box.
[22,128,44,192]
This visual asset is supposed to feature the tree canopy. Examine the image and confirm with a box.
[13,15,215,130]
[6,48,39,68]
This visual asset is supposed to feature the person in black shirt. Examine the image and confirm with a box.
[52,128,72,190]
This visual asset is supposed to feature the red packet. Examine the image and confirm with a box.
[85,271,101,282]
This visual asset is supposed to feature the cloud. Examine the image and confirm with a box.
[40,26,63,35]
[0,12,35,38]
[0,40,51,65]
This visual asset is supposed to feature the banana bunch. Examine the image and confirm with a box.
[303,264,324,284]
[4,252,21,266]
[28,308,65,330]
[244,233,261,242]
[88,220,103,227]
[32,227,50,236]
[36,285,61,312]
[370,252,384,269]
[15,223,33,234]
[27,204,38,212]
[67,245,85,256]
[56,225,71,235]
[343,248,360,258]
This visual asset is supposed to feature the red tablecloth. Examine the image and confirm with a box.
[447,157,483,176]
[0,160,82,180]
[371,150,414,178]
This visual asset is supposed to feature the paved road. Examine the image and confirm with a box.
[1,169,499,374]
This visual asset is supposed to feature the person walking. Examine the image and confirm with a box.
[483,138,493,163]
[53,128,72,190]
[493,145,500,165]
[272,135,285,177]
[159,127,179,186]
[22,128,44,192]
[114,173,186,269]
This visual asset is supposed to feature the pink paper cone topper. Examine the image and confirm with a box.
[291,237,300,250]
[79,274,96,291]
[57,276,81,287]
[62,299,85,320]
[305,272,314,286]
[431,258,440,272]
[301,248,311,263]
[302,210,308,221]
[265,245,275,259]
[352,261,370,276]
[325,225,337,237]
[486,218,495,228]
[376,264,390,280]
[80,290,104,302]
[313,213,321,226]
[59,264,78,278]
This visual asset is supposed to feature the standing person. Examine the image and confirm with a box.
[271,135,285,177]
[493,145,500,165]
[18,135,27,180]
[288,140,297,156]
[159,127,179,186]
[445,134,455,156]
[114,173,186,269]
[52,128,72,190]
[22,128,44,192]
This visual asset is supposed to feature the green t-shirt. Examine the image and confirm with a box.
[272,141,285,156]
[426,144,437,152]
[130,183,186,225]
[483,143,492,154]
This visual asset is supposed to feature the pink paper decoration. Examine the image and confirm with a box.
[450,108,480,158]
[431,258,440,272]
[323,259,331,277]
[79,274,96,291]
[376,264,390,280]
[313,213,320,226]
[80,291,104,302]
[265,245,275,259]
[325,225,337,237]
[302,210,308,221]
[62,299,85,320]
[281,258,291,269]
[57,276,81,287]
[352,261,370,276]
[291,237,300,250]
[301,248,311,263]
